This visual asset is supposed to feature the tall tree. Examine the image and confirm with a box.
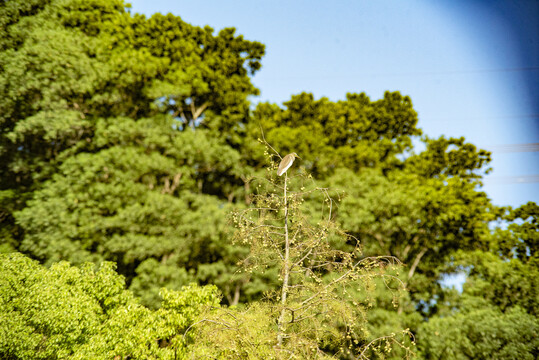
[3,0,264,307]
[186,154,414,358]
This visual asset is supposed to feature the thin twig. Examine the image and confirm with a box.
[258,123,282,160]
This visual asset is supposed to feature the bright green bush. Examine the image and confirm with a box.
[0,252,220,359]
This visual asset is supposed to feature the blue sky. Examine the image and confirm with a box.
[129,0,538,209]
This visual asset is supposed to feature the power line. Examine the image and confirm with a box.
[425,114,539,122]
[484,175,539,184]
[396,66,539,76]
[486,143,539,153]
[361,66,539,78]
[263,66,539,80]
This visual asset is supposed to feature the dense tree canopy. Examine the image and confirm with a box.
[418,204,539,359]
[1,0,264,307]
[249,91,422,175]
[1,0,537,359]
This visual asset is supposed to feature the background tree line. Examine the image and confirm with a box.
[0,0,537,358]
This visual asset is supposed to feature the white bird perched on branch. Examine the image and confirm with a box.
[277,153,300,176]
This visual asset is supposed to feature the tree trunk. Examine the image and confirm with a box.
[277,173,290,347]
[398,246,428,315]
[408,247,427,280]
[231,283,241,306]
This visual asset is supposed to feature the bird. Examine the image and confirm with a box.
[277,153,300,176]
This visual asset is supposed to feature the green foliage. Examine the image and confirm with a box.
[15,116,243,307]
[249,89,496,323]
[325,161,493,317]
[456,251,538,316]
[250,91,421,175]
[190,158,415,358]
[406,136,491,179]
[3,0,263,308]
[419,305,538,360]
[0,252,220,359]
[417,203,539,359]
[1,0,263,256]
[493,202,538,266]
[188,303,287,359]
[1,0,537,358]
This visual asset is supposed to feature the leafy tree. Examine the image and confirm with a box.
[248,91,422,176]
[186,152,415,359]
[3,0,264,307]
[1,0,264,256]
[417,202,539,359]
[328,164,494,308]
[3,1,536,358]
[15,116,250,307]
[419,304,538,360]
[0,252,220,359]
[491,201,538,268]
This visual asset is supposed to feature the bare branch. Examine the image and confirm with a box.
[258,123,282,160]
[191,101,210,120]
[171,107,188,125]
[408,247,427,280]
